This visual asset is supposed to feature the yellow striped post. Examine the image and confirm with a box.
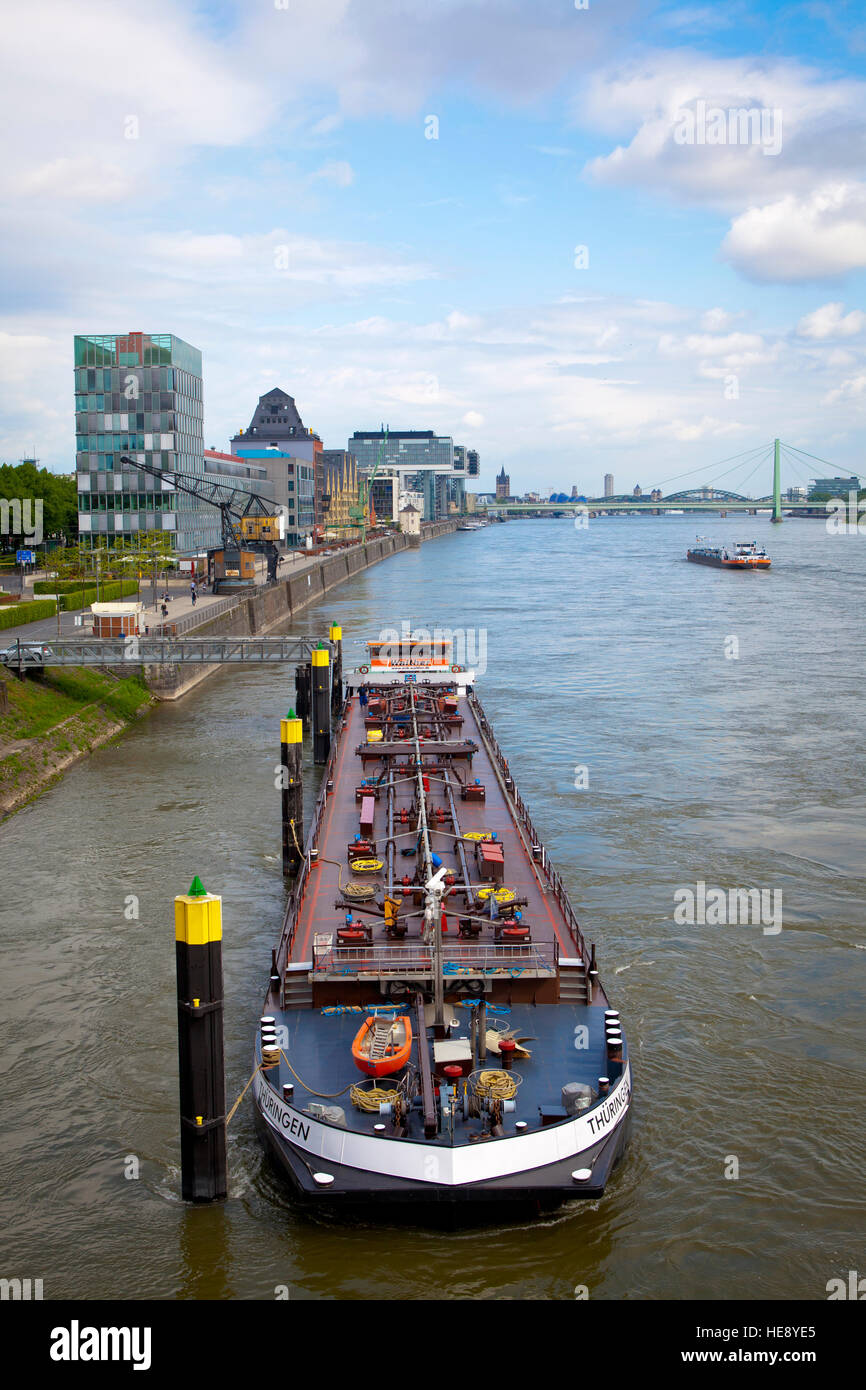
[280,710,304,876]
[175,876,227,1201]
[311,643,331,765]
[329,623,343,714]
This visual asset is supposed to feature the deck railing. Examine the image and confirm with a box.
[467,691,588,964]
[312,938,557,978]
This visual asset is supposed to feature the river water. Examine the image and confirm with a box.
[1,515,863,1301]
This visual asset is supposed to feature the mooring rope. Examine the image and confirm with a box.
[278,1049,356,1100]
[226,1064,264,1126]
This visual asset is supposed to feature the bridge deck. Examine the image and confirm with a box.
[0,636,328,666]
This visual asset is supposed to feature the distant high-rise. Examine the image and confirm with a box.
[348,428,465,520]
[604,473,614,498]
[809,475,860,498]
[495,467,510,499]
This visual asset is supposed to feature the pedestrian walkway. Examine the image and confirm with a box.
[0,546,339,645]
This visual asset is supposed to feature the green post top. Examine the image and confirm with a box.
[287,708,296,719]
[188,875,207,898]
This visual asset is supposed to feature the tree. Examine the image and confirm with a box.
[0,461,77,546]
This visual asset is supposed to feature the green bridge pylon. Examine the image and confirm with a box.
[772,438,783,523]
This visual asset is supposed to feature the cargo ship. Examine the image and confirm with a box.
[253,631,631,1210]
[687,537,771,569]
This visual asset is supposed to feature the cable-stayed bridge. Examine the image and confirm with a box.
[483,439,859,520]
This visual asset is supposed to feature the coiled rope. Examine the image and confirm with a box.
[473,1070,518,1101]
[349,1083,402,1112]
[227,1049,405,1121]
[343,880,377,901]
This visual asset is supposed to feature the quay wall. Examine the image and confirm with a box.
[144,523,458,701]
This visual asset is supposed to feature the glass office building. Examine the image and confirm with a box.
[74,333,272,554]
[350,430,453,476]
[349,429,473,520]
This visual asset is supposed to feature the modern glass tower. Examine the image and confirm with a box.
[348,429,472,520]
[75,331,236,556]
[74,332,274,554]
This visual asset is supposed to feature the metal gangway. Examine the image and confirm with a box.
[0,635,332,671]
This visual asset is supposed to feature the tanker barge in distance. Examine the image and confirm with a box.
[253,631,631,1211]
[687,537,771,569]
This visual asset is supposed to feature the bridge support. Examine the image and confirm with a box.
[772,438,783,523]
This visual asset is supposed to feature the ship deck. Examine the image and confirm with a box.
[283,684,584,990]
[255,999,626,1150]
[260,678,628,1168]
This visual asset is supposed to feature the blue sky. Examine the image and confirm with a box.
[1,0,865,496]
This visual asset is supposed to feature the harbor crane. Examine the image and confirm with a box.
[119,454,284,593]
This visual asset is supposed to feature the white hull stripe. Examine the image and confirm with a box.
[351,671,476,687]
[254,1063,631,1186]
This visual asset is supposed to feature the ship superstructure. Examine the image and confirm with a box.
[687,537,771,569]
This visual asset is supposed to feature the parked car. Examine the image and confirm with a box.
[0,642,55,665]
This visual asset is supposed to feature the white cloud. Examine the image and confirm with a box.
[701,307,737,331]
[140,230,436,292]
[0,0,271,204]
[310,160,355,187]
[823,373,866,405]
[582,53,866,200]
[658,330,777,371]
[581,51,866,281]
[722,183,866,281]
[12,157,134,203]
[242,0,641,119]
[657,6,738,32]
[796,301,866,339]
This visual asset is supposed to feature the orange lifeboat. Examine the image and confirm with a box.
[351,1014,413,1078]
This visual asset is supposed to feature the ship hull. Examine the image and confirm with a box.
[254,1063,631,1209]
